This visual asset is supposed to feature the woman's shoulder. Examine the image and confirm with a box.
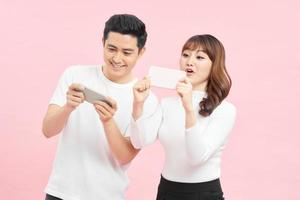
[213,100,237,117]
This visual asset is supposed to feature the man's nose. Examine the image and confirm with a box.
[112,52,122,64]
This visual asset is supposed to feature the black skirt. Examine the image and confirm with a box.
[45,194,62,200]
[156,175,224,200]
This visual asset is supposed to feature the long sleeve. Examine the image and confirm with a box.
[128,93,163,149]
[185,102,237,166]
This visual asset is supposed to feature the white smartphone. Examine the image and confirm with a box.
[149,66,186,89]
[83,87,112,107]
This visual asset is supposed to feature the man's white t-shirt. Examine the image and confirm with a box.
[44,65,158,200]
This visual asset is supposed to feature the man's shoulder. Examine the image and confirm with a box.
[65,64,99,74]
[60,65,100,81]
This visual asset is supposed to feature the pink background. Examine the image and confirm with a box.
[1,0,300,199]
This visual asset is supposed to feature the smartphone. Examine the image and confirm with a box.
[83,87,112,107]
[149,66,186,89]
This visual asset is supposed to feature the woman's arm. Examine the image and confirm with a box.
[185,103,237,166]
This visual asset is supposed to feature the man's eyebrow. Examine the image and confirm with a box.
[107,44,117,48]
[122,48,135,52]
[107,44,134,52]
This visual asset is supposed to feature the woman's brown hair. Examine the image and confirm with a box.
[182,34,232,116]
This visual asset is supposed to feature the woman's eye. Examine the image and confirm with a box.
[182,53,189,57]
[196,56,204,59]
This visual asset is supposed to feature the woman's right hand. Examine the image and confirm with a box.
[65,83,85,111]
[132,77,151,120]
[133,76,151,104]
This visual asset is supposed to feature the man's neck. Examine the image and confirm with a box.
[102,67,134,84]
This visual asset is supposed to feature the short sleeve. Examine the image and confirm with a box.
[49,67,74,107]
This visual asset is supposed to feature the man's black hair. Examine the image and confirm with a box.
[103,14,147,49]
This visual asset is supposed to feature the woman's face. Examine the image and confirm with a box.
[180,47,212,90]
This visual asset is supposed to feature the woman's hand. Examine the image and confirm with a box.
[176,77,194,112]
[132,76,151,120]
[133,76,151,104]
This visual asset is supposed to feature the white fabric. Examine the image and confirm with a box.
[129,91,236,183]
[148,66,186,89]
[45,65,158,200]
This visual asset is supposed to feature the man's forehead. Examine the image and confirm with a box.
[105,32,138,49]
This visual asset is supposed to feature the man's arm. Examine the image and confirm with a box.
[102,120,140,165]
[42,83,85,138]
[42,104,73,138]
[93,98,139,165]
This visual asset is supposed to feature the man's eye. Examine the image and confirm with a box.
[108,48,116,52]
[124,52,132,56]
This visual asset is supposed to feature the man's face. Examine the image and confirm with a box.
[102,32,144,83]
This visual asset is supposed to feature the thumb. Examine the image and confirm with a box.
[106,96,117,109]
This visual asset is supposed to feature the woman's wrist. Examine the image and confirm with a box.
[184,104,195,113]
[185,108,197,129]
[132,101,144,121]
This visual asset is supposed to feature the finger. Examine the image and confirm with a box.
[176,82,186,88]
[176,89,183,98]
[134,82,144,91]
[144,76,151,89]
[133,82,141,89]
[94,100,113,113]
[143,75,150,82]
[136,81,146,89]
[68,90,84,99]
[179,76,190,84]
[105,97,117,110]
[145,82,150,89]
[185,76,192,83]
[69,83,85,91]
[68,95,83,103]
[94,104,111,117]
[94,108,105,119]
[141,82,147,91]
[178,77,186,82]
[176,86,184,92]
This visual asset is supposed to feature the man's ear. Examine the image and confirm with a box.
[102,38,105,46]
[138,47,146,58]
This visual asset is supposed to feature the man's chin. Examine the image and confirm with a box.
[110,65,127,72]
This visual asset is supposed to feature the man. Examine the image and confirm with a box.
[42,14,158,200]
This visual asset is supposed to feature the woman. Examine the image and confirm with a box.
[130,34,236,200]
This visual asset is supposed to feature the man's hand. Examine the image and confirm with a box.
[66,83,85,110]
[93,97,117,123]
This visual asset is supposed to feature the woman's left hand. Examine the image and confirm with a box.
[176,77,194,112]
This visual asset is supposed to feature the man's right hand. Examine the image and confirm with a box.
[66,83,85,110]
